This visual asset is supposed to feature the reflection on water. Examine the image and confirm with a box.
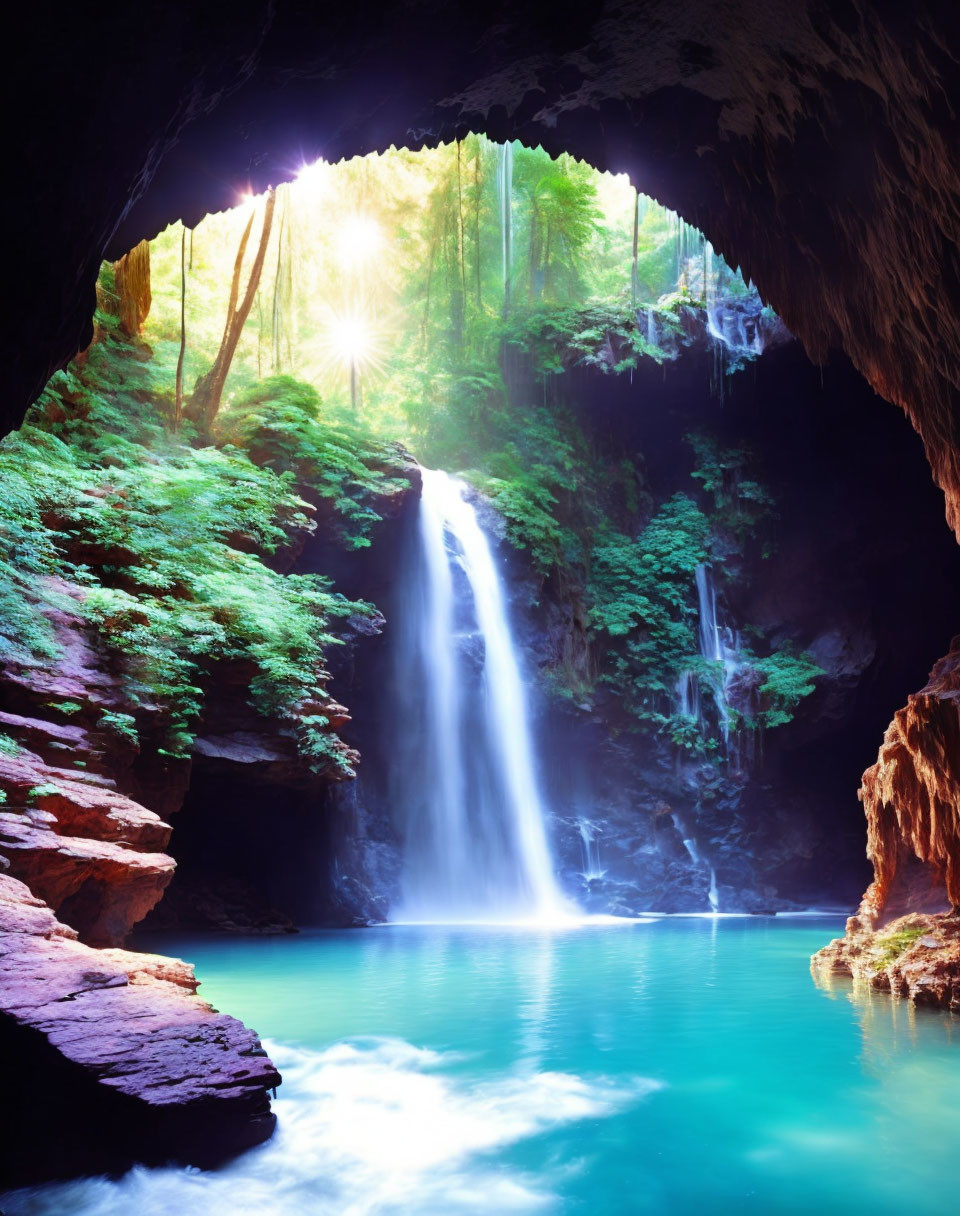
[6,919,960,1215]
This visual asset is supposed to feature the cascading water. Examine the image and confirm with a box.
[392,468,569,922]
[694,563,742,749]
[671,565,747,912]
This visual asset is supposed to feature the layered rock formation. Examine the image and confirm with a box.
[0,585,177,944]
[0,431,416,1181]
[0,873,279,1185]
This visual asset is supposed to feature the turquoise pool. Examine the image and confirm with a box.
[7,918,960,1214]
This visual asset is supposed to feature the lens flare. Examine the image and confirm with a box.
[330,315,372,365]
[295,158,328,192]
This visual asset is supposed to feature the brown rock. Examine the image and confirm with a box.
[813,911,960,1016]
[0,874,279,1186]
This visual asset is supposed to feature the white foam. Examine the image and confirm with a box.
[5,1038,661,1215]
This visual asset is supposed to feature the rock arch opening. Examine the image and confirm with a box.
[5,4,960,1193]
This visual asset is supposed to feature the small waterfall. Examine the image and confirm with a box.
[708,868,720,914]
[393,468,569,921]
[673,564,740,748]
[674,669,701,729]
[672,813,720,913]
[577,818,605,882]
[694,564,742,749]
[646,306,657,348]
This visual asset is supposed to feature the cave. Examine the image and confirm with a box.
[5,3,960,1210]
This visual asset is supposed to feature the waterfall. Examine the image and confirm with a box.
[672,813,720,913]
[708,868,720,914]
[694,564,742,748]
[674,669,701,728]
[673,564,743,753]
[392,468,569,922]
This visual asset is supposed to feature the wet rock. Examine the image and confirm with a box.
[0,744,175,946]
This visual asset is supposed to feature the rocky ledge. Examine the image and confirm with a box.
[0,873,280,1188]
[812,911,960,1015]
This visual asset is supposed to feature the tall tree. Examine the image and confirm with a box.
[272,188,286,374]
[174,227,187,430]
[472,139,483,313]
[186,188,277,431]
[499,142,513,316]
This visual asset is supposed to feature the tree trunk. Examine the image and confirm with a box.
[456,140,467,324]
[473,142,483,313]
[186,188,276,432]
[272,190,286,374]
[114,240,152,337]
[174,228,187,430]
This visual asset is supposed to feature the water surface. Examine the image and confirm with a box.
[7,918,960,1214]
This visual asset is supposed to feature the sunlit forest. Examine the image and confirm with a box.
[147,138,741,442]
[2,137,810,788]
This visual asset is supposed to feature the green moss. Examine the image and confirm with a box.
[872,926,926,971]
[27,783,63,802]
[97,711,139,746]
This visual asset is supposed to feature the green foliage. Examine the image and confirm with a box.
[588,496,710,720]
[506,302,658,379]
[0,426,79,667]
[219,376,411,548]
[97,711,138,746]
[751,651,824,729]
[687,432,776,545]
[481,476,570,573]
[0,332,382,770]
[46,701,82,717]
[0,733,20,757]
[28,783,63,802]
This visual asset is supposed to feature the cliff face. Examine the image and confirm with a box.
[0,409,419,1182]
[0,590,283,1183]
[0,584,178,945]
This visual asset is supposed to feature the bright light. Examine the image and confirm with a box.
[319,308,387,374]
[331,315,371,364]
[295,158,328,191]
[336,215,383,269]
